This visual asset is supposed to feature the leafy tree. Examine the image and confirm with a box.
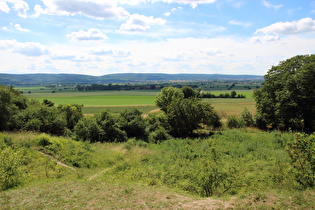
[17,100,67,135]
[74,117,102,143]
[58,104,83,130]
[254,54,315,132]
[95,110,127,142]
[155,87,184,113]
[181,86,199,98]
[118,108,148,140]
[166,98,221,137]
[0,85,27,131]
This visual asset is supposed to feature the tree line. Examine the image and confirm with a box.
[0,85,221,142]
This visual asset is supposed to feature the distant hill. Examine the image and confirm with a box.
[0,73,263,85]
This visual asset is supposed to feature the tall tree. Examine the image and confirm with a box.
[254,54,315,132]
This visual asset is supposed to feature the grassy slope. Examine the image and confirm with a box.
[1,131,315,209]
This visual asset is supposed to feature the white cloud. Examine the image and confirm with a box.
[0,1,10,13]
[119,14,166,32]
[262,0,283,10]
[12,0,29,18]
[116,0,217,8]
[0,39,50,56]
[1,0,29,17]
[14,23,30,32]
[66,28,109,41]
[256,18,315,35]
[35,0,129,19]
[164,7,182,16]
[251,34,279,43]
[229,20,251,27]
[90,49,131,57]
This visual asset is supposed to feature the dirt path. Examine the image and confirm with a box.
[38,151,77,171]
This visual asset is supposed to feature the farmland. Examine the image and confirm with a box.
[21,87,255,116]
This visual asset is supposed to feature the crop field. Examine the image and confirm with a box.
[23,88,256,116]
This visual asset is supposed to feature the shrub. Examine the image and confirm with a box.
[0,147,24,190]
[227,115,244,129]
[286,133,315,188]
[241,108,255,127]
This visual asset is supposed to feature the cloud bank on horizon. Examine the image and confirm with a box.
[0,0,314,76]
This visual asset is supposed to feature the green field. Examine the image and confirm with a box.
[23,89,256,116]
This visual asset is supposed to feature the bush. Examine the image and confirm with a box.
[227,115,244,129]
[286,133,315,188]
[0,147,25,191]
[241,108,255,127]
[118,108,148,140]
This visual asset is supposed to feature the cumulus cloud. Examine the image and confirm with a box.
[34,0,129,19]
[0,39,50,56]
[256,18,315,35]
[66,28,109,41]
[119,14,166,32]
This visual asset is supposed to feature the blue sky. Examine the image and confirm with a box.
[0,0,315,76]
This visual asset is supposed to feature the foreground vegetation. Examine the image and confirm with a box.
[1,130,315,209]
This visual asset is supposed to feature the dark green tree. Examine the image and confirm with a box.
[181,86,199,98]
[118,108,148,140]
[254,54,315,132]
[156,87,184,113]
[95,110,127,142]
[58,104,83,130]
[166,97,221,137]
[74,117,102,142]
[0,85,27,131]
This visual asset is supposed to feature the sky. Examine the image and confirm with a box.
[0,0,315,76]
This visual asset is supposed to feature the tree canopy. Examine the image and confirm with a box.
[254,54,315,132]
[156,86,221,137]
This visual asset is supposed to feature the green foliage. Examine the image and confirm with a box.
[155,87,184,112]
[166,98,221,137]
[0,85,27,131]
[74,117,102,142]
[0,147,24,190]
[227,115,244,129]
[155,87,221,137]
[58,104,83,130]
[35,134,98,168]
[118,108,148,140]
[286,133,315,188]
[96,110,127,142]
[181,86,199,98]
[254,54,315,132]
[74,111,127,143]
[241,108,255,127]
[17,101,67,135]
